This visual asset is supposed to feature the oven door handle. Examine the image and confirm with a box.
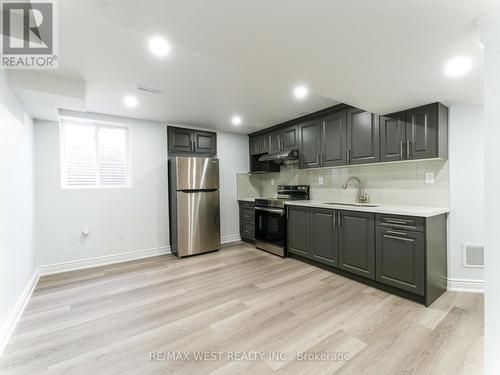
[255,207,285,215]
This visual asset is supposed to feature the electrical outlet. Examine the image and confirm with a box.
[425,172,435,184]
[318,176,324,185]
[271,178,275,186]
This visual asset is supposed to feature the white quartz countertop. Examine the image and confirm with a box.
[284,200,449,218]
[238,197,258,202]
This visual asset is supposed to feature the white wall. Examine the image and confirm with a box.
[34,113,169,266]
[448,104,484,285]
[480,13,500,374]
[34,113,249,266]
[216,130,250,242]
[0,72,35,340]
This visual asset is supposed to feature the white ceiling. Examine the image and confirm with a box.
[8,0,498,133]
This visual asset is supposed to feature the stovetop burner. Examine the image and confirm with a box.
[255,185,309,209]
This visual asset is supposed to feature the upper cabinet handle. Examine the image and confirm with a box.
[406,141,411,159]
[400,142,404,159]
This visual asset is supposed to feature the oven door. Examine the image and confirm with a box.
[254,207,286,256]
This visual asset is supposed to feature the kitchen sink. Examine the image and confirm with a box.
[324,202,378,207]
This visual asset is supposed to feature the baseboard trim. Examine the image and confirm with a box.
[447,277,484,293]
[38,246,172,276]
[0,268,40,357]
[221,234,241,244]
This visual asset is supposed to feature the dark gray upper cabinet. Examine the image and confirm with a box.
[249,136,260,155]
[282,125,299,151]
[376,227,425,295]
[168,126,194,153]
[168,126,217,155]
[268,126,299,154]
[309,208,339,267]
[321,111,347,167]
[248,102,448,172]
[380,111,406,162]
[193,130,217,154]
[298,120,321,168]
[346,109,380,165]
[406,104,438,160]
[287,206,309,257]
[268,131,281,154]
[249,134,269,156]
[338,210,375,279]
[380,102,448,161]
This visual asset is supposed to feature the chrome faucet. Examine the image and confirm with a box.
[342,176,368,203]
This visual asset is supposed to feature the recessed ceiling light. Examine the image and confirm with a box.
[293,85,309,100]
[149,36,171,57]
[123,95,138,108]
[231,115,242,126]
[444,56,472,78]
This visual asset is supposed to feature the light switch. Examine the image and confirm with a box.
[425,172,435,184]
[271,178,275,186]
[318,176,324,185]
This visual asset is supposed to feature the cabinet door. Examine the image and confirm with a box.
[380,112,406,162]
[376,227,424,295]
[287,206,309,257]
[346,109,380,164]
[298,120,321,168]
[405,103,437,159]
[168,127,194,153]
[282,125,299,150]
[309,208,338,267]
[321,111,347,167]
[259,134,269,154]
[268,132,281,154]
[249,136,260,156]
[193,130,216,154]
[338,211,375,279]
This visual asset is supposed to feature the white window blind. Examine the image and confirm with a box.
[61,120,131,188]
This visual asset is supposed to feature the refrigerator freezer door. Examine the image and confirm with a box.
[176,190,220,256]
[175,157,219,190]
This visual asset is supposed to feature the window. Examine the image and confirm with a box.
[60,120,132,188]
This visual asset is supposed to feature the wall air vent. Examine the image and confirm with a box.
[463,244,484,268]
[136,85,164,95]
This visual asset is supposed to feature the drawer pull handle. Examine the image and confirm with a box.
[385,218,411,225]
[385,234,413,242]
[386,230,408,236]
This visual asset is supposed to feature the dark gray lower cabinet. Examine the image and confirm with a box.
[287,206,341,268]
[286,206,447,306]
[338,211,375,279]
[376,227,424,295]
[239,201,255,243]
[309,208,338,267]
[287,206,309,256]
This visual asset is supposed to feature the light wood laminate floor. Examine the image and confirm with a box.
[0,243,483,375]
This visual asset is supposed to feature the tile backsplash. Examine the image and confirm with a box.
[236,159,449,207]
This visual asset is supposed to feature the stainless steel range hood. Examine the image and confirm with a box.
[258,149,299,164]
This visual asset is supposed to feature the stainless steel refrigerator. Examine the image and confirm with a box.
[168,156,220,257]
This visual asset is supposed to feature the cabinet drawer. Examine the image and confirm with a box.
[241,224,255,239]
[376,214,424,232]
[239,201,255,209]
[241,209,254,222]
